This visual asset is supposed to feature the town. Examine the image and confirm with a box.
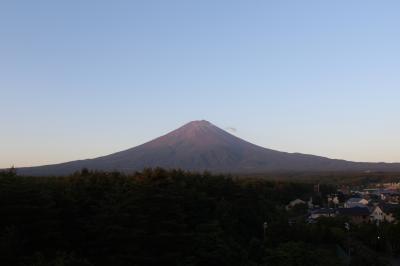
[287,182,400,226]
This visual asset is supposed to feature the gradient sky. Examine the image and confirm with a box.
[1,0,400,168]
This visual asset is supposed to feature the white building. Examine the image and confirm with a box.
[286,199,306,210]
[370,204,398,224]
[344,198,369,208]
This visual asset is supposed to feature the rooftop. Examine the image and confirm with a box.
[337,207,370,216]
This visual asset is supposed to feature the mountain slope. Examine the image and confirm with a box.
[17,120,400,175]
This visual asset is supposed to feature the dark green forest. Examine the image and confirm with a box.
[240,171,400,186]
[0,168,397,266]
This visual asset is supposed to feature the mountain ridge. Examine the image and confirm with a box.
[16,120,400,176]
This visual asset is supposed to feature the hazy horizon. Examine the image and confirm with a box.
[2,1,400,168]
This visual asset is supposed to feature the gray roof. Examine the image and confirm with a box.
[379,203,400,214]
[337,207,370,216]
[346,197,365,203]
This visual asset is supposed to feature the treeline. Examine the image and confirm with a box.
[0,168,361,265]
[240,171,400,186]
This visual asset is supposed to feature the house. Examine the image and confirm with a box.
[363,188,380,195]
[370,203,399,224]
[382,182,400,190]
[344,197,369,208]
[309,208,336,220]
[338,186,350,195]
[380,191,400,203]
[327,195,339,207]
[337,207,370,224]
[307,197,314,209]
[286,199,306,210]
[370,205,385,224]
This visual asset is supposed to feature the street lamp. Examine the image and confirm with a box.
[376,235,381,251]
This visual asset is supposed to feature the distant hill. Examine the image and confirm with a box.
[17,120,400,176]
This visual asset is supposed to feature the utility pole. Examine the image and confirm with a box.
[345,222,351,257]
[263,221,268,242]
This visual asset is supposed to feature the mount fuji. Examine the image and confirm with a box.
[17,120,400,175]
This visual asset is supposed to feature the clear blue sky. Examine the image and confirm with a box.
[1,0,400,167]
